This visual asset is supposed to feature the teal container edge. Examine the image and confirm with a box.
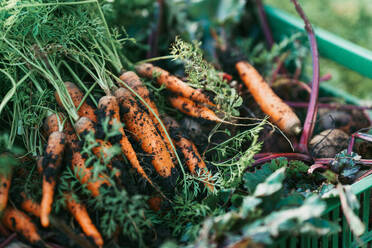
[264,5,372,248]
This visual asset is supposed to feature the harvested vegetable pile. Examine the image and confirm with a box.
[0,0,371,247]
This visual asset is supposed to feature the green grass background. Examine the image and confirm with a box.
[265,0,372,102]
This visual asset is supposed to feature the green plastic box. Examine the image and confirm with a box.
[264,6,372,248]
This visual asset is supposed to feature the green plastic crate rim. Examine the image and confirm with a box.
[264,5,372,248]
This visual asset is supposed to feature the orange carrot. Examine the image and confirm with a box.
[75,117,112,161]
[75,117,120,178]
[135,63,215,106]
[169,95,222,122]
[20,193,40,218]
[163,116,214,191]
[65,193,104,248]
[44,113,108,196]
[41,131,66,227]
[44,113,79,150]
[0,165,12,216]
[55,82,97,122]
[114,88,176,178]
[118,71,176,158]
[98,96,155,185]
[236,61,302,135]
[71,152,110,197]
[1,207,41,244]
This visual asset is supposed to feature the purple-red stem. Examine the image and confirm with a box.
[286,101,372,111]
[315,158,372,166]
[146,0,163,58]
[347,132,372,155]
[291,0,320,154]
[0,233,17,248]
[252,153,313,166]
[255,0,274,48]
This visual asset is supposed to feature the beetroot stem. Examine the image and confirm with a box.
[291,0,320,154]
[253,153,313,166]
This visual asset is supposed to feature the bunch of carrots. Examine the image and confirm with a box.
[0,52,305,246]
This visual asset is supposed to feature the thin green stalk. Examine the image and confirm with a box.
[59,60,98,107]
[136,55,176,64]
[0,70,32,115]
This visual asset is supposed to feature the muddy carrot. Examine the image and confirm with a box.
[118,71,176,158]
[75,117,112,161]
[236,61,301,135]
[44,113,79,150]
[135,63,215,106]
[163,116,214,191]
[0,164,12,216]
[55,82,97,122]
[98,96,155,185]
[20,193,40,217]
[114,88,176,178]
[2,207,41,244]
[169,95,222,122]
[41,131,66,227]
[65,193,104,248]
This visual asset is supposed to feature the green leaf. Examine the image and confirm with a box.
[243,163,274,193]
[253,167,286,197]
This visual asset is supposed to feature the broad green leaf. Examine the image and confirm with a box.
[253,167,286,197]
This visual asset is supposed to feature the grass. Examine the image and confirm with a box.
[265,0,372,103]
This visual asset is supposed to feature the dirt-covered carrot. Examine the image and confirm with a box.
[136,63,215,106]
[71,152,110,197]
[118,71,176,158]
[75,117,112,161]
[41,131,66,227]
[65,193,104,248]
[20,193,40,218]
[98,96,154,185]
[236,61,302,135]
[55,82,97,122]
[2,207,41,244]
[114,88,176,178]
[44,113,79,150]
[169,96,222,122]
[44,113,108,196]
[0,164,13,216]
[163,116,214,191]
[75,117,120,177]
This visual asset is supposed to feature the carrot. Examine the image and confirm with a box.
[55,82,97,122]
[163,116,214,191]
[20,193,40,217]
[118,71,176,158]
[135,63,215,106]
[0,165,12,216]
[169,95,222,122]
[114,88,176,178]
[71,152,110,197]
[98,96,154,185]
[236,61,302,135]
[44,113,79,150]
[65,193,104,248]
[75,117,113,161]
[1,207,41,244]
[44,113,109,196]
[75,117,121,178]
[41,131,66,227]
